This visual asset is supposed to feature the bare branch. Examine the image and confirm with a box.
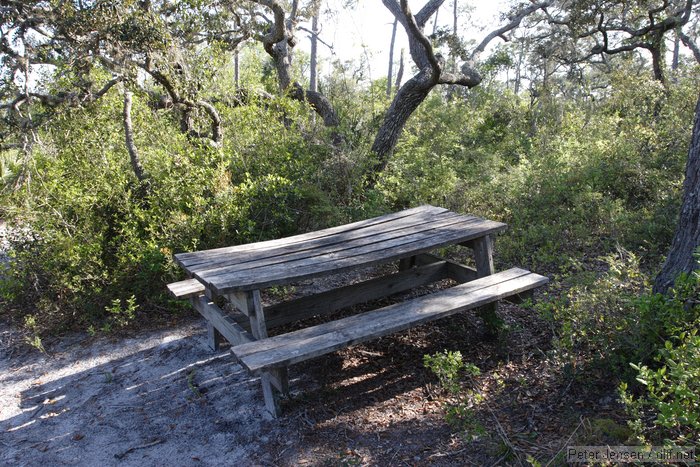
[196,100,223,145]
[298,26,334,51]
[679,30,700,64]
[471,1,552,61]
[415,0,445,28]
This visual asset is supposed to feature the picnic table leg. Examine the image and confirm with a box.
[206,322,225,351]
[472,235,504,335]
[238,290,289,417]
[398,256,416,271]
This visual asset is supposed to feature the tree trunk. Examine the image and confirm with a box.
[310,13,319,93]
[123,91,147,184]
[371,69,434,169]
[256,0,339,128]
[649,35,666,84]
[394,48,405,93]
[290,83,339,126]
[653,95,700,294]
[234,50,240,89]
[432,5,439,34]
[387,19,398,98]
[672,30,680,71]
[452,0,457,73]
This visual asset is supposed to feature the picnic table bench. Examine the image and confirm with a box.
[167,205,548,417]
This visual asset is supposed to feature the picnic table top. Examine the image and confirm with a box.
[175,205,507,295]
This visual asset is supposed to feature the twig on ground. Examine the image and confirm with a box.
[114,438,164,459]
[557,376,575,403]
[545,416,585,467]
[427,447,468,458]
[483,399,525,467]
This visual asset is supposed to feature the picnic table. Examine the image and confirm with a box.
[167,205,547,417]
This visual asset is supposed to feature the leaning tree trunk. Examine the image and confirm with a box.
[123,91,147,184]
[371,69,434,170]
[653,94,700,294]
[368,0,544,179]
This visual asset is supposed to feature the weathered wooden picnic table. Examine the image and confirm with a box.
[167,205,547,417]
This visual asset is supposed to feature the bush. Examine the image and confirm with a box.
[621,266,700,445]
[0,91,343,335]
[534,250,648,372]
[621,329,700,445]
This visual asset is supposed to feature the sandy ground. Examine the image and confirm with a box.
[0,320,282,466]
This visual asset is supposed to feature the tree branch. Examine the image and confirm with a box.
[470,1,552,61]
[400,0,440,84]
[415,0,445,28]
[251,0,286,51]
[679,30,700,64]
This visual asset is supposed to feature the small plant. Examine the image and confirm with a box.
[424,350,484,436]
[621,328,700,445]
[23,315,46,353]
[187,370,203,399]
[620,260,700,445]
[423,350,469,394]
[444,402,487,438]
[103,295,139,331]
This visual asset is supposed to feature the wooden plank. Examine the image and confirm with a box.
[398,256,416,271]
[196,214,470,278]
[182,210,464,273]
[189,296,255,346]
[199,218,507,294]
[234,269,549,372]
[233,290,269,338]
[263,261,450,329]
[226,292,252,317]
[472,235,500,333]
[167,278,205,299]
[175,205,447,267]
[414,253,478,283]
[267,367,289,395]
[233,268,537,359]
[207,322,225,351]
[260,373,281,416]
[473,235,495,278]
[413,252,444,266]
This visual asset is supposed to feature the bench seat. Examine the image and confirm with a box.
[167,278,206,299]
[232,267,548,374]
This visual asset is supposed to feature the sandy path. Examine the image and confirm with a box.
[0,320,280,466]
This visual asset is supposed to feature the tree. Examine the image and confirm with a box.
[370,0,551,172]
[0,0,239,157]
[542,0,698,84]
[251,0,339,127]
[653,94,700,294]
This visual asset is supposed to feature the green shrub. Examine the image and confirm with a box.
[620,265,700,445]
[0,91,342,334]
[424,350,485,435]
[621,329,700,445]
[533,250,648,371]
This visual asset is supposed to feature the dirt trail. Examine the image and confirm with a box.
[0,320,281,466]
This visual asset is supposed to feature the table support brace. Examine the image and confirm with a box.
[239,290,289,417]
[472,235,504,335]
